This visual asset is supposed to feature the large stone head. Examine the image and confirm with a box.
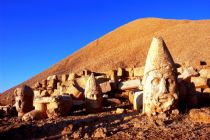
[143,36,178,116]
[85,73,103,113]
[14,85,34,117]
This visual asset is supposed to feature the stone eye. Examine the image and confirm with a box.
[151,78,160,86]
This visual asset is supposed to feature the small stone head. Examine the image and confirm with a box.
[14,85,34,117]
[85,73,103,112]
[143,37,178,115]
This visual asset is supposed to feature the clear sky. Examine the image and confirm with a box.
[0,0,210,93]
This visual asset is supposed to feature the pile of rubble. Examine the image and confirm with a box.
[1,36,210,124]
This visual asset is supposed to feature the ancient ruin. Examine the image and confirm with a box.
[1,36,210,139]
[142,36,179,116]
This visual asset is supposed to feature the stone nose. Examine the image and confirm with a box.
[159,78,168,94]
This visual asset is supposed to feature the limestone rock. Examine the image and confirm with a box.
[191,77,208,89]
[0,105,16,117]
[133,91,143,112]
[99,81,112,93]
[106,98,121,106]
[34,90,41,97]
[118,79,141,90]
[189,108,210,123]
[93,127,107,138]
[134,66,144,77]
[85,73,103,113]
[47,75,57,81]
[22,110,47,121]
[117,67,124,77]
[66,83,84,100]
[14,85,34,117]
[180,67,199,80]
[116,108,125,114]
[46,95,73,118]
[125,68,134,77]
[143,37,178,116]
[68,73,77,81]
[61,74,68,83]
[199,68,210,78]
[41,79,47,89]
[203,88,210,93]
[33,101,47,112]
[47,79,57,90]
[128,91,134,104]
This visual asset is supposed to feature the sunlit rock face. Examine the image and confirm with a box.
[143,37,178,116]
[14,85,34,117]
[85,73,103,113]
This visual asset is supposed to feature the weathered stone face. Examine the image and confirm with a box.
[143,37,178,116]
[85,73,103,113]
[14,85,34,117]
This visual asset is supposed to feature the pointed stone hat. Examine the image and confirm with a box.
[85,73,100,97]
[143,36,176,78]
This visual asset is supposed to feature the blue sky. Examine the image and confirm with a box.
[0,0,210,93]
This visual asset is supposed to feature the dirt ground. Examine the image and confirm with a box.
[1,101,210,140]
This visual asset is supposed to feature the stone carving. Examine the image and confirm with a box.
[46,95,73,118]
[14,85,34,117]
[142,37,178,116]
[85,73,103,113]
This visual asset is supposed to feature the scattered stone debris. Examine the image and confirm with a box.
[189,108,210,123]
[1,36,210,139]
[93,127,107,138]
[116,108,126,114]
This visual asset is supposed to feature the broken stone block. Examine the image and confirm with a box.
[106,70,117,82]
[128,90,134,104]
[34,90,41,97]
[106,98,121,106]
[133,91,143,112]
[199,68,210,78]
[47,75,57,81]
[95,75,109,84]
[118,79,141,90]
[134,66,144,77]
[46,95,73,118]
[33,82,42,90]
[66,83,84,100]
[0,105,16,117]
[99,82,112,93]
[125,68,134,77]
[116,108,125,114]
[41,90,49,97]
[189,108,210,123]
[143,37,179,116]
[41,79,47,89]
[117,67,124,77]
[68,73,77,81]
[61,74,68,83]
[47,79,57,90]
[14,85,34,117]
[57,82,61,89]
[191,77,208,89]
[180,66,199,80]
[203,88,210,93]
[85,73,103,113]
[22,110,47,121]
[92,127,107,138]
[78,69,91,76]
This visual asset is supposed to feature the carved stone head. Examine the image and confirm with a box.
[85,73,103,113]
[143,37,178,116]
[14,85,34,117]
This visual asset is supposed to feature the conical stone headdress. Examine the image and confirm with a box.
[143,36,176,80]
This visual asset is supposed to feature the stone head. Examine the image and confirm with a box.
[143,37,178,115]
